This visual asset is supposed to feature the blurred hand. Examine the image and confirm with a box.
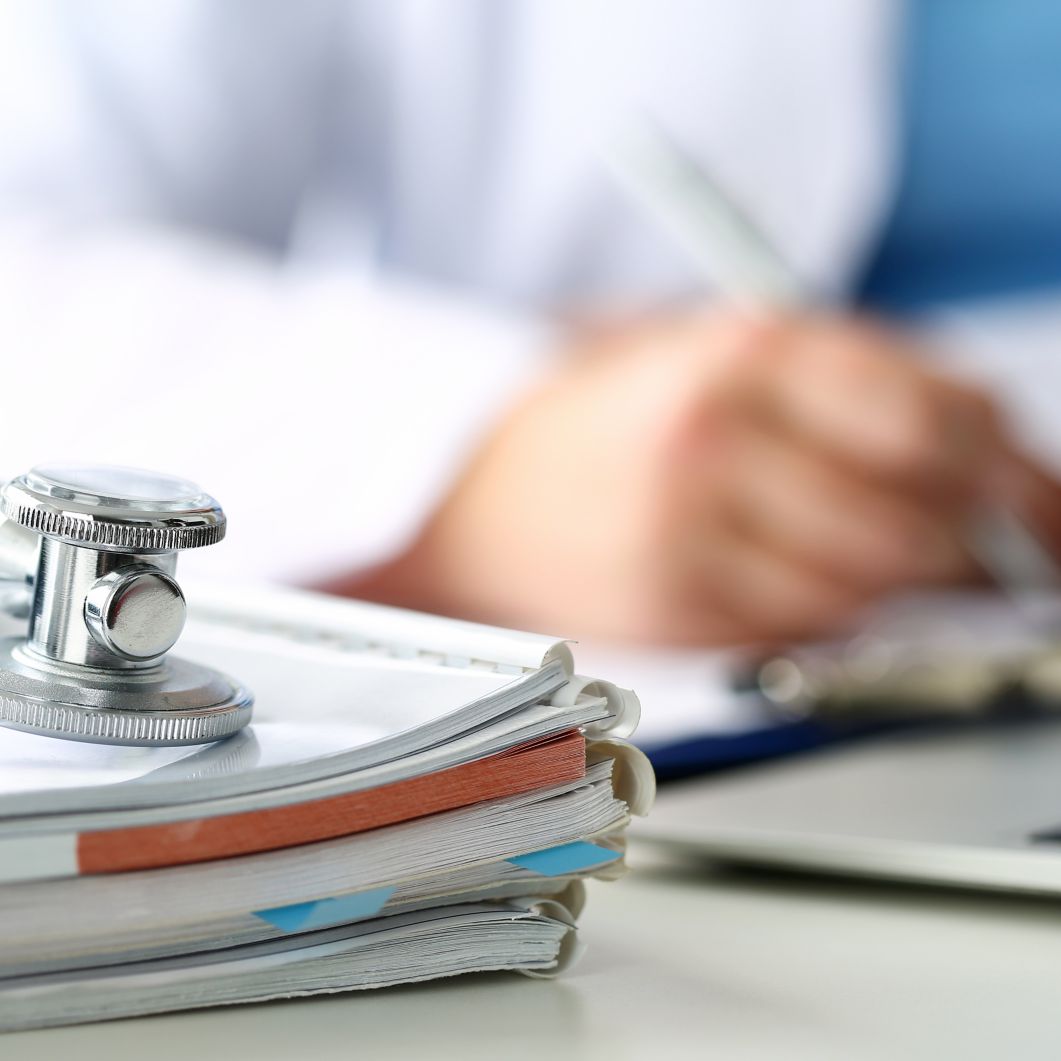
[331,310,1061,646]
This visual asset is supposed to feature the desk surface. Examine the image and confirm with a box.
[7,841,1061,1061]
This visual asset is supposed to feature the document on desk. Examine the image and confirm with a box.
[596,587,1061,782]
[0,584,653,1031]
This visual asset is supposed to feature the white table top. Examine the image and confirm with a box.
[7,838,1061,1061]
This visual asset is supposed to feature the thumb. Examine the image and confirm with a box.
[988,445,1061,563]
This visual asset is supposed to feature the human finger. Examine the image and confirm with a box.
[990,446,1061,565]
[712,423,976,592]
[677,517,868,644]
[748,318,1004,495]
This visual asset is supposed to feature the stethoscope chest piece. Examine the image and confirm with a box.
[0,463,253,746]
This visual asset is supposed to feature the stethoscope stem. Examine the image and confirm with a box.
[0,464,253,746]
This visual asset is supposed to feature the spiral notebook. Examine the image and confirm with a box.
[0,584,652,1029]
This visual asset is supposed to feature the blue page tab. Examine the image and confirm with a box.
[253,885,397,933]
[508,841,621,877]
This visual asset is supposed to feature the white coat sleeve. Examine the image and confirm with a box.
[0,3,556,586]
[0,216,555,586]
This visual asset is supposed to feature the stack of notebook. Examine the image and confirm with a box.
[0,585,653,1031]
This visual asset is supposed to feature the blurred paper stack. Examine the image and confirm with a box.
[0,586,653,1031]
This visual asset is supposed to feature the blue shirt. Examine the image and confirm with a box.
[857,0,1061,314]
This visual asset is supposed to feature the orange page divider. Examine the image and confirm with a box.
[77,730,586,875]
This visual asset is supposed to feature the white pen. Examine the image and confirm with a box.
[606,118,1061,601]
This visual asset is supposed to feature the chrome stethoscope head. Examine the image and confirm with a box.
[0,463,253,747]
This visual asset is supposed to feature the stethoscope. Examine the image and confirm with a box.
[0,463,252,748]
